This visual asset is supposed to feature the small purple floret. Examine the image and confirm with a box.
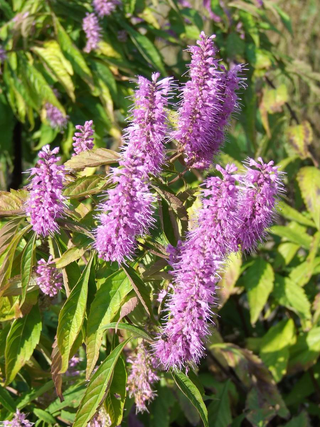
[93,0,119,17]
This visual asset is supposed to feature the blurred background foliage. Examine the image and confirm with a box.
[1,0,320,426]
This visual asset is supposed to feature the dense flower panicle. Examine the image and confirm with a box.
[25,145,66,236]
[3,410,33,427]
[36,257,63,297]
[87,410,111,427]
[122,72,173,177]
[45,103,68,130]
[93,0,119,16]
[237,157,283,252]
[175,32,245,169]
[95,73,172,263]
[127,344,159,413]
[83,13,101,53]
[154,164,239,369]
[73,120,94,154]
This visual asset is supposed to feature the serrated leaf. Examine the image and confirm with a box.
[65,148,119,170]
[5,304,42,385]
[100,322,153,342]
[297,167,320,230]
[20,232,36,305]
[55,247,85,269]
[172,371,209,427]
[208,380,232,427]
[32,40,75,101]
[63,176,109,198]
[105,357,127,427]
[74,339,130,427]
[272,275,311,326]
[244,259,274,325]
[54,18,94,90]
[288,327,320,374]
[0,383,17,412]
[122,264,152,316]
[57,256,93,373]
[287,121,313,159]
[86,269,132,378]
[270,225,312,248]
[260,319,296,382]
[277,200,315,228]
[33,408,56,425]
[0,189,28,214]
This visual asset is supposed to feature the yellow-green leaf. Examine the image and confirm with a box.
[297,167,320,230]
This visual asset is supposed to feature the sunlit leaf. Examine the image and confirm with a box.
[297,167,320,230]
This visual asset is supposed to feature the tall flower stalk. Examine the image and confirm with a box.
[95,73,172,264]
[25,145,66,237]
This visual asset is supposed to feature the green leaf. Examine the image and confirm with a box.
[286,121,313,160]
[86,269,132,378]
[57,256,93,373]
[55,247,85,269]
[272,275,311,326]
[270,225,312,248]
[100,322,153,341]
[208,380,232,427]
[0,383,16,412]
[297,167,320,230]
[5,304,42,385]
[218,252,242,307]
[244,259,274,325]
[32,40,75,101]
[64,148,119,170]
[288,327,320,374]
[17,381,54,410]
[272,3,293,35]
[121,22,167,76]
[277,200,315,228]
[20,233,36,305]
[63,176,109,198]
[105,357,127,427]
[0,218,23,257]
[260,319,295,382]
[283,411,310,427]
[74,339,130,427]
[33,408,56,425]
[122,264,153,316]
[54,18,94,90]
[172,371,209,427]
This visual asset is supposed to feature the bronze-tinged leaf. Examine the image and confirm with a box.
[115,296,139,331]
[0,189,28,216]
[64,148,120,170]
[0,218,23,257]
[51,337,63,402]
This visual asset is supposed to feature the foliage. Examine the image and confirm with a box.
[0,0,320,427]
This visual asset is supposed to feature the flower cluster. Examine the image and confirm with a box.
[155,160,283,369]
[36,257,63,297]
[25,145,66,237]
[45,103,68,131]
[95,73,172,263]
[3,410,33,427]
[127,343,159,413]
[87,409,111,427]
[237,157,283,252]
[93,0,119,17]
[73,120,95,155]
[175,32,245,169]
[0,44,6,63]
[83,13,101,53]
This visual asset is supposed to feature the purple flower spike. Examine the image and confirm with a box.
[237,157,284,252]
[0,44,7,63]
[175,32,245,169]
[26,145,66,237]
[127,344,159,413]
[36,257,63,297]
[3,410,33,427]
[83,13,101,53]
[154,164,239,369]
[45,103,68,131]
[93,0,119,17]
[73,120,94,155]
[95,73,172,263]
